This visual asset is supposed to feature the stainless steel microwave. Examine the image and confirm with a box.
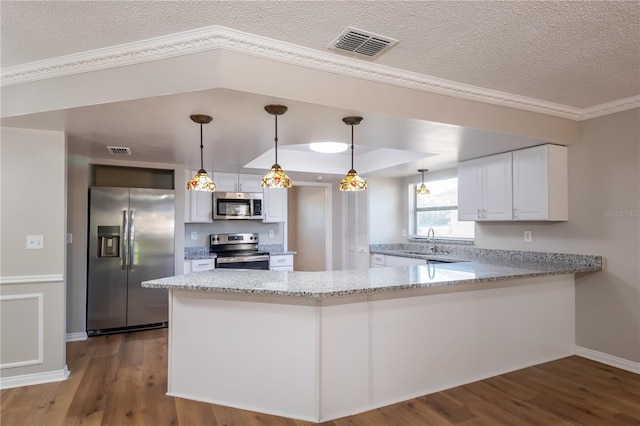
[213,192,263,220]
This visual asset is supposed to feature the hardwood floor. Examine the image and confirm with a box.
[2,328,638,425]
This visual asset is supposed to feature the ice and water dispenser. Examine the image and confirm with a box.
[97,226,120,258]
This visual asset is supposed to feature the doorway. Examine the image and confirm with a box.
[287,183,332,271]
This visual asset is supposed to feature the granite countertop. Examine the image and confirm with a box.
[144,251,601,298]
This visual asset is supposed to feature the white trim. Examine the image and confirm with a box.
[0,365,69,390]
[0,293,44,369]
[66,332,88,342]
[0,274,64,284]
[575,346,640,374]
[1,25,637,121]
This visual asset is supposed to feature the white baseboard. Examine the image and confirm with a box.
[0,365,70,390]
[575,346,640,374]
[66,332,88,342]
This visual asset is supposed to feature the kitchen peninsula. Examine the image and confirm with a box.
[143,251,601,423]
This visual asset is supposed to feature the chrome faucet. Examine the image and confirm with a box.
[426,228,436,253]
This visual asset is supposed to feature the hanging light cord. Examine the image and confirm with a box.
[421,169,425,184]
[199,123,204,171]
[350,124,354,170]
[274,114,279,165]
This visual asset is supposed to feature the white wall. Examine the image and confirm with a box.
[474,108,640,363]
[0,127,67,386]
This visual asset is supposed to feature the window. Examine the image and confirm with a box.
[412,177,474,239]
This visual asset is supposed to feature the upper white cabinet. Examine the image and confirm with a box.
[458,144,568,222]
[458,152,513,221]
[263,188,287,223]
[213,172,262,192]
[512,144,568,221]
[185,169,213,223]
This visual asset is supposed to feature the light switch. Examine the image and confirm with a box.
[26,235,44,250]
[524,231,532,242]
[268,230,274,238]
[190,232,198,241]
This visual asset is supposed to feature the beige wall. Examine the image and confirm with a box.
[474,108,640,363]
[0,127,67,384]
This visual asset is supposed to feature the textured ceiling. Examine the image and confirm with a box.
[2,1,639,109]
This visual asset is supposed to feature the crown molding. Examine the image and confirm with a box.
[1,26,637,121]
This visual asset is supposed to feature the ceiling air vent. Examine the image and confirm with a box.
[328,27,398,59]
[106,146,132,155]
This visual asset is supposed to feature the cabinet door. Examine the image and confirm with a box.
[238,174,263,192]
[187,170,213,223]
[458,159,484,221]
[513,144,568,221]
[482,152,513,220]
[263,188,287,223]
[213,172,239,192]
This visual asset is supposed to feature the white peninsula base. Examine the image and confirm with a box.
[167,275,575,422]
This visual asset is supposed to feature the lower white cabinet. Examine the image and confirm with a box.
[184,258,215,274]
[270,254,293,271]
[370,254,426,267]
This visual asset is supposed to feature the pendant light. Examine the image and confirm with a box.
[187,114,216,192]
[262,104,292,189]
[416,169,430,195]
[339,116,367,191]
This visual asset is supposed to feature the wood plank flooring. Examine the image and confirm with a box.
[2,328,638,425]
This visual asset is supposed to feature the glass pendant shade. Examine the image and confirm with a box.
[261,164,292,188]
[188,114,215,192]
[339,169,367,191]
[416,169,429,195]
[262,105,292,189]
[339,116,366,192]
[188,169,216,191]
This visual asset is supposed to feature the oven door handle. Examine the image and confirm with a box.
[216,255,270,264]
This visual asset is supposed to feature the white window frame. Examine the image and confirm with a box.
[408,176,474,242]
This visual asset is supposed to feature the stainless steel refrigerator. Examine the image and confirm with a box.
[87,187,175,335]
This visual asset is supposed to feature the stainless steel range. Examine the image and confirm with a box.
[210,233,270,270]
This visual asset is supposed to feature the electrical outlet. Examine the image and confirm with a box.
[190,232,198,241]
[524,231,532,242]
[268,230,274,238]
[67,233,73,244]
[26,235,44,250]
[401,229,407,237]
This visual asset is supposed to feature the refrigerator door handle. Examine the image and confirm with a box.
[129,210,135,271]
[122,210,128,270]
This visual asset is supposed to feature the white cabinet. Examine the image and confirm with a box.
[384,255,426,267]
[185,170,213,223]
[512,145,568,221]
[370,254,425,267]
[270,254,293,271]
[184,258,215,274]
[458,145,568,222]
[458,152,513,221]
[263,188,288,223]
[213,172,262,192]
[371,254,386,268]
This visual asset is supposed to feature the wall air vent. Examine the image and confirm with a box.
[328,27,398,59]
[106,146,132,155]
